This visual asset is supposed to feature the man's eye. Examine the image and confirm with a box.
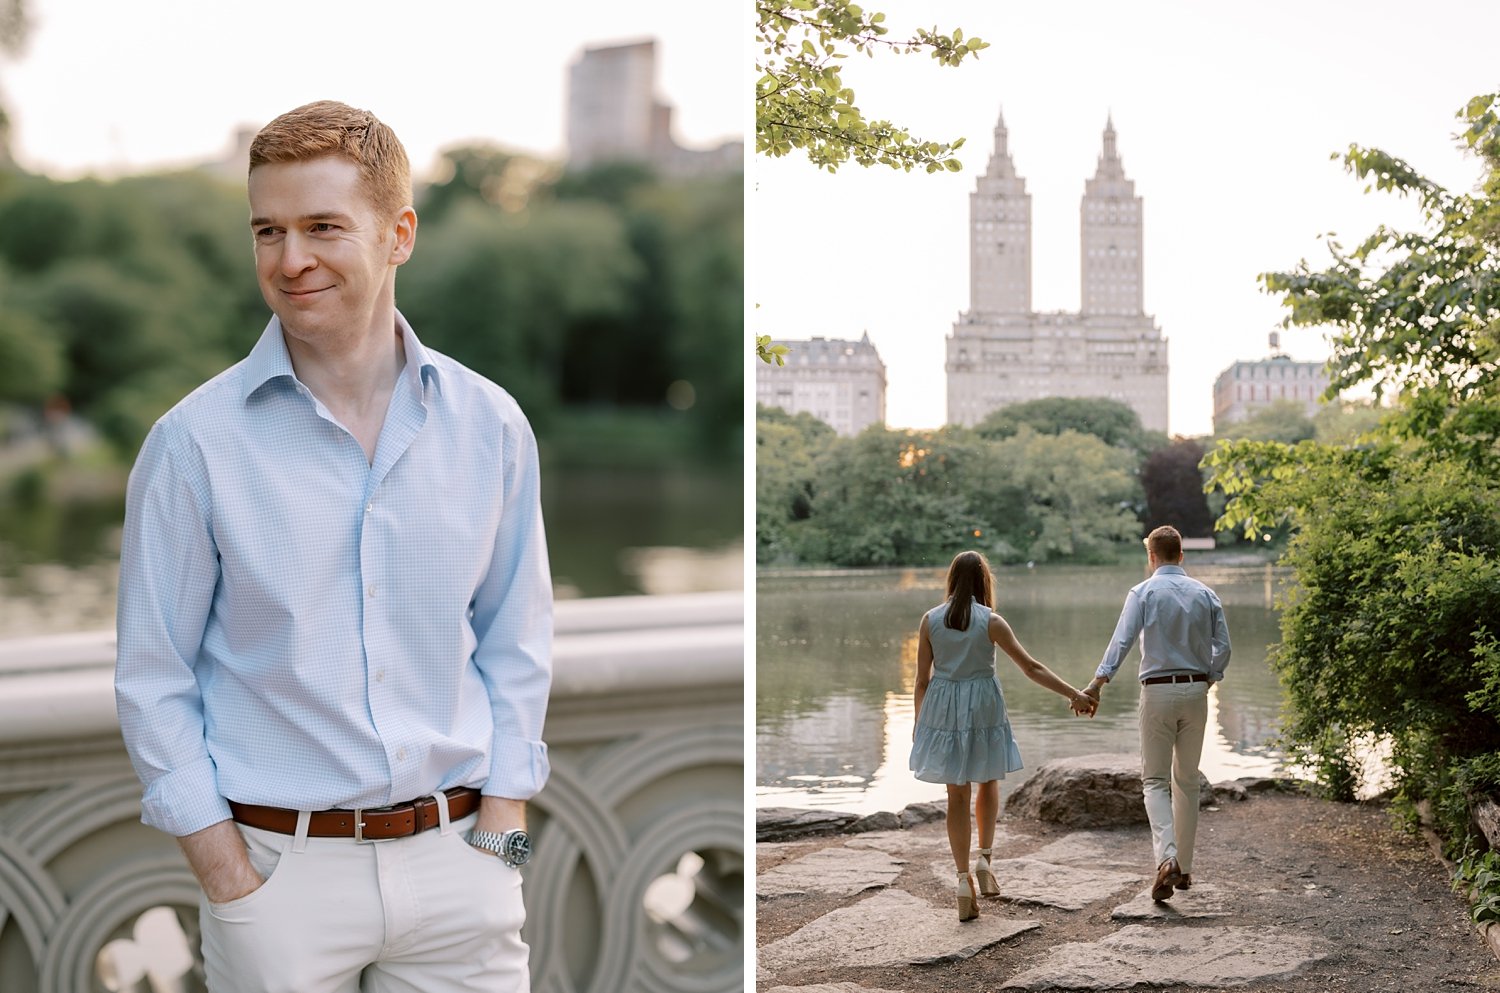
[311,222,337,233]
[255,227,280,239]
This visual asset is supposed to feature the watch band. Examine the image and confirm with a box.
[467,828,532,867]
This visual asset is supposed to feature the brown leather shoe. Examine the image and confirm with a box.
[1151,857,1183,901]
[1175,873,1192,890]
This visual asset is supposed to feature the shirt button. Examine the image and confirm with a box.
[367,584,378,598]
[365,503,373,514]
[396,748,407,762]
[375,669,385,682]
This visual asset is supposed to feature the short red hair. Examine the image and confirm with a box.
[249,100,411,223]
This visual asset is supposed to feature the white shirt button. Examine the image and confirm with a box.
[396,748,407,762]
[366,503,373,514]
[375,669,385,683]
[367,584,378,598]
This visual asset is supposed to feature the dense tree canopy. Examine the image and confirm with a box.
[1206,93,1500,844]
[974,396,1166,458]
[756,409,1143,567]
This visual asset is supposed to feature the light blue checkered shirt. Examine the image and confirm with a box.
[116,313,552,837]
[1095,565,1231,684]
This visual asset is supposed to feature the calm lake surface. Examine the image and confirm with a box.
[757,563,1290,815]
[0,464,742,639]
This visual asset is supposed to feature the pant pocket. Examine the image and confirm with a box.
[205,828,293,920]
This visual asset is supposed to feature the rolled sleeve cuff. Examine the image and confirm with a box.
[484,738,550,801]
[139,759,232,837]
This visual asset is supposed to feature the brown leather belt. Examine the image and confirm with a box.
[1142,673,1209,685]
[229,786,481,841]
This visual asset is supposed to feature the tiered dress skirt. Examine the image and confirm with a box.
[909,672,1024,785]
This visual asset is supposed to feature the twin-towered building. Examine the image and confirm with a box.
[759,106,1331,438]
[946,111,1169,432]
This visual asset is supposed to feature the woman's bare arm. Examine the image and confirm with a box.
[913,613,934,738]
[989,613,1095,716]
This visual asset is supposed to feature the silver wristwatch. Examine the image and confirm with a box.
[467,828,532,867]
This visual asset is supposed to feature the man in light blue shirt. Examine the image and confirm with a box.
[116,101,550,992]
[1083,525,1230,903]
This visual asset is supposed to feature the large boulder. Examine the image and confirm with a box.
[1006,754,1213,828]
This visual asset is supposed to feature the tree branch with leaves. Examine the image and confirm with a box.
[756,0,988,174]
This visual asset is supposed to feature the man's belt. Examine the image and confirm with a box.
[229,786,481,841]
[1141,673,1209,685]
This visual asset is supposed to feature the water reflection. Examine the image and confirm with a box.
[756,563,1291,814]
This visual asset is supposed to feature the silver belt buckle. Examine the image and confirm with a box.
[353,803,404,843]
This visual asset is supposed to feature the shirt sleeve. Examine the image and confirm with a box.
[470,415,553,801]
[115,423,230,836]
[1208,591,1232,681]
[1095,588,1145,681]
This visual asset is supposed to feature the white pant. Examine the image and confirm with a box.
[1138,680,1209,873]
[200,805,529,993]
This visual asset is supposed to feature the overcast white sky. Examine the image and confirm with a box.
[4,0,743,179]
[751,0,1500,436]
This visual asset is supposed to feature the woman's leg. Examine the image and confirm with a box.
[973,780,1001,897]
[945,783,973,871]
[974,780,1000,851]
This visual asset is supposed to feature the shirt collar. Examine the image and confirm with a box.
[241,310,441,404]
[1154,564,1187,576]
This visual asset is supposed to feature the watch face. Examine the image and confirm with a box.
[502,830,532,867]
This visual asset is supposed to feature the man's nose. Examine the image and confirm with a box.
[279,233,317,277]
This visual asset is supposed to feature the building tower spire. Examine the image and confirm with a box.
[1080,113,1143,315]
[969,106,1032,314]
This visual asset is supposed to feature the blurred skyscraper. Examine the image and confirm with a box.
[567,39,741,177]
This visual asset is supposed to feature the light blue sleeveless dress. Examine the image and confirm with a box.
[909,599,1025,784]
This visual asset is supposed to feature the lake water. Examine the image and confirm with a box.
[756,563,1290,815]
[0,464,742,639]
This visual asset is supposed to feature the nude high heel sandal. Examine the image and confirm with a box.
[956,871,979,921]
[975,850,1000,898]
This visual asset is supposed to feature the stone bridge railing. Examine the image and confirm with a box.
[0,591,743,993]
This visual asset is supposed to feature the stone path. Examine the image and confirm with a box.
[759,822,1324,989]
[756,790,1500,991]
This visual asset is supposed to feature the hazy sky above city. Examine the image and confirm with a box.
[4,0,743,179]
[752,0,1500,436]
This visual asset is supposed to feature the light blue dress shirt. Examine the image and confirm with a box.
[116,313,552,837]
[1095,565,1231,684]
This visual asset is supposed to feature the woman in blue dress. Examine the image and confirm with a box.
[910,550,1096,921]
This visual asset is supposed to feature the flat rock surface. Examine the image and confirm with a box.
[1026,829,1144,871]
[843,829,960,856]
[999,924,1324,989]
[758,846,906,899]
[929,856,1140,911]
[756,790,1500,992]
[765,985,906,993]
[757,889,1040,974]
[1111,880,1233,920]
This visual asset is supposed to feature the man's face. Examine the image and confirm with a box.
[248,156,413,346]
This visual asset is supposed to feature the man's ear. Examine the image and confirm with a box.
[390,206,418,265]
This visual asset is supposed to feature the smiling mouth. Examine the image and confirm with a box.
[282,287,332,299]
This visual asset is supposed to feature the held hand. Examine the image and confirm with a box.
[1068,690,1097,718]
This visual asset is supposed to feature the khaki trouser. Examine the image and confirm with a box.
[200,801,529,993]
[1139,680,1210,873]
